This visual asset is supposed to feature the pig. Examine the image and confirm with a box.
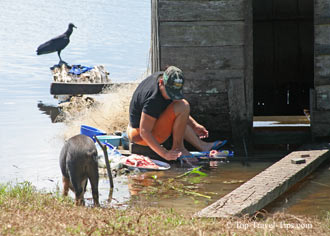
[59,134,99,206]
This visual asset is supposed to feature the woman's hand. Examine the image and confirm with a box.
[163,150,182,161]
[193,124,209,139]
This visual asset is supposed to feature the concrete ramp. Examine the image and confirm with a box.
[197,145,330,218]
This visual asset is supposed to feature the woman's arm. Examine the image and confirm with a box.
[187,116,209,139]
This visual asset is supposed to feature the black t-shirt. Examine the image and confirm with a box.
[129,72,172,128]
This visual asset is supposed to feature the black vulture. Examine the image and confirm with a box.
[36,23,77,62]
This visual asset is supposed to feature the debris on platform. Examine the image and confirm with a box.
[51,64,111,83]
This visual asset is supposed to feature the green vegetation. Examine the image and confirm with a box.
[142,167,212,199]
[0,181,329,236]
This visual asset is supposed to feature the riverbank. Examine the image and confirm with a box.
[0,182,329,236]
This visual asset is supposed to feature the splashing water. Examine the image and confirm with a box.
[61,83,139,139]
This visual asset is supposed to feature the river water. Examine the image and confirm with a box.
[0,0,150,192]
[0,0,329,217]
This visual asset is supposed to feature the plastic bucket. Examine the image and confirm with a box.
[80,125,106,142]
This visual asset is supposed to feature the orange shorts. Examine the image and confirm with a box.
[127,102,176,146]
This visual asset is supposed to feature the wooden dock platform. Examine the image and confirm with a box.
[196,144,330,218]
[50,82,135,95]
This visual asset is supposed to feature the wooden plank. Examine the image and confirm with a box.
[196,145,330,217]
[159,22,244,47]
[315,44,330,55]
[313,110,330,123]
[184,93,231,134]
[315,55,330,84]
[227,78,249,150]
[243,0,254,128]
[184,70,243,85]
[314,77,330,86]
[183,78,228,94]
[50,82,110,95]
[253,115,310,124]
[50,82,133,95]
[160,46,244,71]
[314,0,330,131]
[185,93,229,114]
[312,110,330,137]
[310,89,315,136]
[158,0,245,22]
[315,25,330,55]
[193,113,232,134]
[316,85,330,110]
[312,122,330,137]
[315,0,330,24]
[151,0,160,73]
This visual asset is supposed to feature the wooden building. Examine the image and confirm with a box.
[151,0,330,150]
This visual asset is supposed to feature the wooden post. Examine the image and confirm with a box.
[94,136,114,189]
[310,88,315,141]
[151,0,160,73]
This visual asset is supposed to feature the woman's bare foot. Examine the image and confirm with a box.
[200,140,225,152]
[172,147,191,157]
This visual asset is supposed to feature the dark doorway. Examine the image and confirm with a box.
[253,0,314,116]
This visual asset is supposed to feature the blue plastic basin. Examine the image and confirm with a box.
[80,125,106,141]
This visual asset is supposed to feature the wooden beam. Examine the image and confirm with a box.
[316,85,330,110]
[196,144,330,217]
[185,93,229,114]
[227,78,249,150]
[50,82,135,95]
[315,0,330,24]
[312,110,330,137]
[159,21,244,47]
[315,25,330,55]
[158,0,245,22]
[160,46,244,71]
[151,0,160,73]
[183,79,228,94]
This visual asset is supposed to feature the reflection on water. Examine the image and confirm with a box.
[37,101,61,123]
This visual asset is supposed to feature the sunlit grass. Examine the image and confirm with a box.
[0,181,329,236]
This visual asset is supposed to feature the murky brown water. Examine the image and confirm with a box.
[83,160,272,213]
[125,161,273,214]
[92,158,330,217]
